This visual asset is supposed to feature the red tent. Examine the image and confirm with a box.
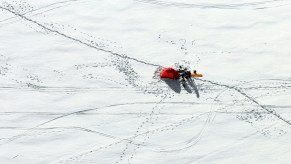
[160,67,180,80]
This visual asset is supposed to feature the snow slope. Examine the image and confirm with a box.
[1,0,291,163]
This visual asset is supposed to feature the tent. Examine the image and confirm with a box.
[160,67,180,80]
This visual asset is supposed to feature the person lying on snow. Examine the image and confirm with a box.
[177,66,191,81]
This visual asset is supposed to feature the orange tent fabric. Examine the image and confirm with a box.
[160,68,180,80]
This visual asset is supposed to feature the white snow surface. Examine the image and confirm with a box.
[1,0,291,163]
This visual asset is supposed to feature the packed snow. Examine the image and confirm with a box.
[1,0,291,163]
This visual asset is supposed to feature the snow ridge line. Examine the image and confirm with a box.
[0,6,161,67]
[198,79,291,126]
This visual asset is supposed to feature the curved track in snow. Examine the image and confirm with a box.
[1,0,291,163]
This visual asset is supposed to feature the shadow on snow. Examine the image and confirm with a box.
[162,78,200,98]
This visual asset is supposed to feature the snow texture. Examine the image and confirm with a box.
[0,0,291,163]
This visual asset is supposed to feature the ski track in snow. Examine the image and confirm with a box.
[0,0,88,26]
[134,0,291,9]
[1,0,291,163]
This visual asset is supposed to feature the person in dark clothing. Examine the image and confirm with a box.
[178,66,191,81]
